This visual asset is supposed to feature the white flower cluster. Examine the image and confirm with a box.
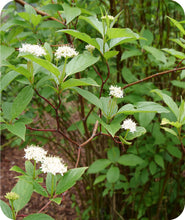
[109,85,124,98]
[19,43,46,57]
[41,156,67,176]
[55,45,79,59]
[85,44,95,52]
[24,145,47,163]
[24,145,67,176]
[101,15,115,20]
[121,119,136,133]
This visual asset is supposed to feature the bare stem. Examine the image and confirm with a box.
[123,66,185,90]
[14,0,65,25]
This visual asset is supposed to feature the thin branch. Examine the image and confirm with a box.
[75,147,81,168]
[75,121,100,167]
[34,89,56,110]
[93,65,103,82]
[79,120,99,148]
[51,0,65,23]
[123,66,185,90]
[14,0,65,25]
[26,125,56,132]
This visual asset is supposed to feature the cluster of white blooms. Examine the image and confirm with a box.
[24,145,47,163]
[19,43,46,57]
[121,119,136,133]
[85,44,95,52]
[109,85,124,98]
[41,156,67,176]
[101,15,114,20]
[24,145,67,176]
[55,45,78,59]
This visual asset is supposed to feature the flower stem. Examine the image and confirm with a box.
[50,174,55,198]
[33,160,36,179]
[60,58,68,83]
[124,129,129,139]
[10,200,16,220]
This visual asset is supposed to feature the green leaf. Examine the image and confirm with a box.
[66,53,99,76]
[143,46,167,63]
[12,180,33,212]
[100,97,118,119]
[149,161,157,175]
[109,37,137,49]
[46,173,57,195]
[0,45,14,63]
[23,213,54,220]
[167,16,185,35]
[17,12,30,22]
[31,14,42,27]
[25,4,36,15]
[117,102,169,115]
[41,4,63,12]
[44,42,53,62]
[6,122,26,141]
[179,100,185,124]
[2,102,13,121]
[21,54,60,78]
[103,50,119,59]
[11,86,33,120]
[106,166,120,183]
[62,3,81,24]
[181,70,185,80]
[126,126,146,140]
[0,200,13,219]
[154,154,165,169]
[171,80,185,89]
[33,181,48,197]
[58,30,100,50]
[107,147,120,163]
[121,49,142,60]
[50,197,62,205]
[93,175,106,185]
[171,38,185,49]
[161,118,181,128]
[122,67,138,83]
[25,160,34,176]
[166,146,182,159]
[0,71,20,92]
[139,29,153,47]
[107,28,140,39]
[40,20,64,29]
[136,101,169,114]
[10,166,26,175]
[139,112,155,127]
[56,167,88,195]
[152,89,179,118]
[79,16,103,36]
[161,127,177,136]
[88,159,111,174]
[8,65,32,80]
[118,154,144,166]
[62,78,99,90]
[162,48,185,59]
[73,87,102,109]
[94,114,121,137]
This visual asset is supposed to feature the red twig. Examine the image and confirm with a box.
[122,66,185,90]
[14,0,65,25]
[75,120,99,167]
